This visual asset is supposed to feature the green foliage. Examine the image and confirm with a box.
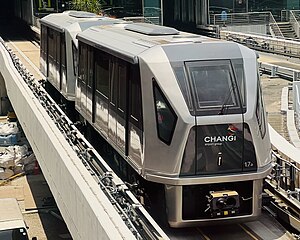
[70,0,103,14]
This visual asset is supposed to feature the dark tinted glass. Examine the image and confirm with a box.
[256,79,266,138]
[187,60,237,109]
[172,64,193,111]
[153,82,177,144]
[95,50,109,98]
[172,60,246,116]
[130,66,143,130]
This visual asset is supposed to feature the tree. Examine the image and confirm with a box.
[70,0,103,14]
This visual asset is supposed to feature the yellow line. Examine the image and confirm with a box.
[239,224,260,240]
[196,227,211,240]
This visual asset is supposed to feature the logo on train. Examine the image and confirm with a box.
[204,135,237,146]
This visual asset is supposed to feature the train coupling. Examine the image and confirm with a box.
[206,190,240,217]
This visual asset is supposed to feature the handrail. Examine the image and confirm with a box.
[210,11,284,38]
[220,30,300,57]
[281,9,290,22]
[123,16,160,25]
[290,10,300,38]
[269,11,284,38]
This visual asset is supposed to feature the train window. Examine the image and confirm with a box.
[78,44,85,82]
[61,34,66,69]
[72,42,78,76]
[118,64,127,111]
[153,81,177,145]
[87,47,94,88]
[172,63,193,111]
[78,43,88,84]
[231,60,246,109]
[130,66,143,130]
[186,60,242,115]
[95,50,109,99]
[256,79,266,138]
[56,32,61,69]
[48,29,54,59]
[110,61,118,105]
[40,25,46,54]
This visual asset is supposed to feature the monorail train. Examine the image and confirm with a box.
[40,14,272,227]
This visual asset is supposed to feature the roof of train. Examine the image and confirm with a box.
[77,23,246,63]
[39,11,123,33]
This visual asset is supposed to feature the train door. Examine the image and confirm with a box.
[94,50,109,136]
[108,57,128,153]
[185,60,246,175]
[60,33,67,93]
[86,47,94,123]
[47,28,55,84]
[40,25,47,77]
[128,65,143,166]
[77,43,88,118]
[55,32,61,90]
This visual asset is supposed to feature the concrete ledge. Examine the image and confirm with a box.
[269,124,300,164]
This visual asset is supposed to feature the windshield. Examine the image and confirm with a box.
[172,59,246,116]
[0,228,29,240]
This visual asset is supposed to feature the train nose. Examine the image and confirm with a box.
[207,190,240,217]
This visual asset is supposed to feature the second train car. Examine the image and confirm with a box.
[72,22,272,227]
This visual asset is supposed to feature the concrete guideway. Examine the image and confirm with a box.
[0,39,169,240]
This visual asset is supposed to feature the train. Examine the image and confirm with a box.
[39,11,273,227]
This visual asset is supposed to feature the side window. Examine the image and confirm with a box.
[41,25,46,54]
[117,63,127,112]
[48,29,54,59]
[72,42,78,76]
[95,50,109,99]
[153,81,177,145]
[78,43,89,84]
[87,46,94,88]
[256,79,266,138]
[61,33,66,68]
[130,65,143,130]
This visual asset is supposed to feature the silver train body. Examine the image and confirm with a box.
[75,23,272,227]
[39,13,272,227]
[39,11,123,101]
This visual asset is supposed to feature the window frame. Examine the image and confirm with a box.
[256,77,266,138]
[185,59,245,116]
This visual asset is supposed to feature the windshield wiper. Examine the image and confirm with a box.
[218,84,235,115]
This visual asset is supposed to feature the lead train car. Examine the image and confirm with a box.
[76,23,272,227]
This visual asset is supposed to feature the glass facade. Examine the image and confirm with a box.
[210,0,300,19]
[143,0,162,24]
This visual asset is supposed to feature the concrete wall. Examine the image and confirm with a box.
[0,42,136,240]
[0,72,10,115]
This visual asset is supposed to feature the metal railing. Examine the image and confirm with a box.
[290,10,300,38]
[281,9,290,22]
[123,16,161,25]
[267,126,300,227]
[210,11,272,26]
[220,30,300,57]
[269,12,284,38]
[294,82,300,129]
[259,62,300,81]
